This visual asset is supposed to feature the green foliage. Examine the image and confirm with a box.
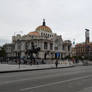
[88,56,92,61]
[71,56,82,60]
[64,55,71,59]
[0,47,6,57]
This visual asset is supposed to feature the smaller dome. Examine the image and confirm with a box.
[28,32,40,36]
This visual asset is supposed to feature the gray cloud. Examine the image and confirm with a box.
[0,0,92,45]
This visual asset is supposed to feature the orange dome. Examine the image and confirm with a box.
[36,25,52,33]
[35,19,52,33]
[28,32,40,36]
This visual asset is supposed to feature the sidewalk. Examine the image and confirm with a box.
[0,61,74,73]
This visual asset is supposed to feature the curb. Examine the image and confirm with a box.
[0,65,74,73]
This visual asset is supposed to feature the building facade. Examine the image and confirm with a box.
[3,44,14,58]
[72,29,92,59]
[4,20,72,59]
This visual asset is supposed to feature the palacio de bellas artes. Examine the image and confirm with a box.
[3,19,72,64]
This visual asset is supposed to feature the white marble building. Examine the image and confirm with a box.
[4,19,72,59]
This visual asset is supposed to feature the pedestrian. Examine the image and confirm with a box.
[37,61,39,65]
[75,58,78,63]
[41,59,44,64]
[81,56,84,64]
[55,59,58,68]
[72,58,75,64]
[18,59,21,68]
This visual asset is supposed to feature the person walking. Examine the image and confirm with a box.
[72,58,75,64]
[55,59,58,68]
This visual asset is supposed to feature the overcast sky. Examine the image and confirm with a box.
[0,0,92,46]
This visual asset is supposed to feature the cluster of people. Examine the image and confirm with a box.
[72,58,79,64]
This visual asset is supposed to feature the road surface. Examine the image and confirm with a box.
[0,65,92,92]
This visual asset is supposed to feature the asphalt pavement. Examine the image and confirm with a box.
[0,65,92,92]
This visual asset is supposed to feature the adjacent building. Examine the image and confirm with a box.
[3,43,14,58]
[72,29,92,59]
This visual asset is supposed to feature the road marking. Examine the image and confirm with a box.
[0,69,92,86]
[20,75,92,91]
[78,87,92,92]
[0,70,88,86]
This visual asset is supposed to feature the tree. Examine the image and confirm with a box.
[0,47,6,62]
[0,47,6,57]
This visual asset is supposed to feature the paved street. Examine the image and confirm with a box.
[0,65,92,92]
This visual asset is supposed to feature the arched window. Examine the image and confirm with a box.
[48,34,49,37]
[44,33,45,36]
[50,43,53,50]
[31,42,34,47]
[41,33,43,36]
[44,42,48,49]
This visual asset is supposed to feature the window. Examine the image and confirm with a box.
[62,45,64,50]
[55,47,58,50]
[68,45,70,51]
[17,41,21,50]
[32,36,34,38]
[41,33,43,36]
[31,42,34,49]
[31,42,34,46]
[25,42,28,50]
[48,34,49,37]
[50,43,53,50]
[44,42,48,49]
